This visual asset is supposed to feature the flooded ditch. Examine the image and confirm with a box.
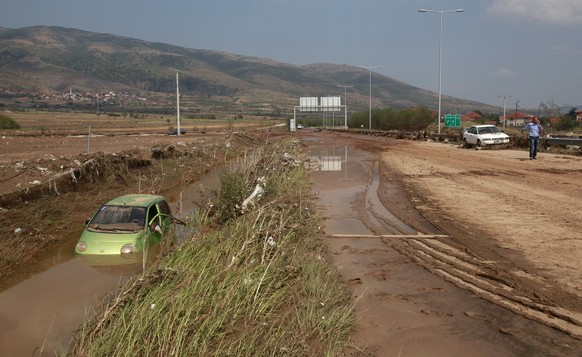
[0,165,223,356]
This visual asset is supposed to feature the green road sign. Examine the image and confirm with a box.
[445,114,461,127]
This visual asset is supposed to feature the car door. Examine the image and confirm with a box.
[465,127,478,145]
[157,200,174,232]
[146,203,163,246]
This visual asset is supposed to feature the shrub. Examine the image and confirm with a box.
[0,114,20,129]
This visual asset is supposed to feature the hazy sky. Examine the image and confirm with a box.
[2,0,581,109]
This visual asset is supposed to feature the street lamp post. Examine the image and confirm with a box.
[174,70,181,136]
[357,66,382,130]
[337,85,353,129]
[418,8,464,135]
[499,94,511,128]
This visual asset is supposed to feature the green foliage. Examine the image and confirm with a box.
[349,107,434,131]
[555,110,578,131]
[479,113,500,125]
[0,114,20,129]
[214,171,249,223]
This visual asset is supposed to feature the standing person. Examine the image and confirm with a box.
[521,117,544,160]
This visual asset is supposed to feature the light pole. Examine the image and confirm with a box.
[498,94,511,128]
[174,69,181,136]
[357,66,382,130]
[418,8,464,135]
[337,84,353,129]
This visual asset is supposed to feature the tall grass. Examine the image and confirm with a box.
[67,139,354,356]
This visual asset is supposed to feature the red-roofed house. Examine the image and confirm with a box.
[466,112,482,120]
[460,112,481,123]
[501,112,532,127]
[576,110,582,124]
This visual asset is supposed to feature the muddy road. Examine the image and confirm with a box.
[301,129,582,356]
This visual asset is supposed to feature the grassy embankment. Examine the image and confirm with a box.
[67,139,355,356]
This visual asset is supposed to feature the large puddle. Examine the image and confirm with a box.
[305,142,377,236]
[304,138,431,236]
[0,168,222,356]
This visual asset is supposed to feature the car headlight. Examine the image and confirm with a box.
[120,244,136,255]
[76,241,87,252]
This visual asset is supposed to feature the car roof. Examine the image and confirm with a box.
[104,194,166,207]
[472,125,496,128]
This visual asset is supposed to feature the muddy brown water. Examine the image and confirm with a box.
[302,132,580,356]
[0,168,221,356]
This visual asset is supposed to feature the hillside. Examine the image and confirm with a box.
[0,26,499,115]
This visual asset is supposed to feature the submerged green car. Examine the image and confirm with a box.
[75,194,174,257]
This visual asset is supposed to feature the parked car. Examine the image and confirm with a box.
[297,124,304,129]
[75,194,174,256]
[168,128,186,135]
[462,125,510,148]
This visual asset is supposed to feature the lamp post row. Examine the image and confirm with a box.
[174,10,464,135]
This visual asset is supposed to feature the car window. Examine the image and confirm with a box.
[148,204,160,227]
[88,205,146,231]
[478,126,501,134]
[468,127,477,134]
[159,200,171,216]
[158,200,173,225]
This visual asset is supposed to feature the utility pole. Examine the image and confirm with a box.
[498,95,511,128]
[337,85,353,129]
[515,100,520,115]
[175,70,181,136]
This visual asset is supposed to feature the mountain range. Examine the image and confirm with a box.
[0,26,500,116]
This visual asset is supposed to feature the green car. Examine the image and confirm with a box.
[75,194,174,257]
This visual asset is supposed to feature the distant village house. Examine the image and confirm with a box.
[500,112,532,127]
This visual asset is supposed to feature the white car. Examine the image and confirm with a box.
[462,125,510,148]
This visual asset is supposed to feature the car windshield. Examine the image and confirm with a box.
[87,205,146,232]
[479,126,501,134]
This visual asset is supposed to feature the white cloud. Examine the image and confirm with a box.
[487,0,582,26]
[494,68,515,77]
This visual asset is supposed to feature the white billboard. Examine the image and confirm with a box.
[300,97,319,112]
[320,96,341,112]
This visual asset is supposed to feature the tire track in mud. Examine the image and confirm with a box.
[391,236,582,340]
[359,158,582,340]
